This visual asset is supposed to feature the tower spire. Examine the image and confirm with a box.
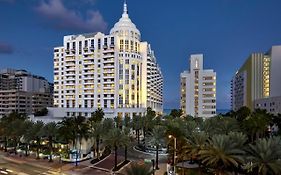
[123,0,128,14]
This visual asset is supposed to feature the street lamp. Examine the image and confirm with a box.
[151,159,155,175]
[168,135,177,174]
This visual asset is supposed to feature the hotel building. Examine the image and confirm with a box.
[231,45,281,112]
[180,54,216,118]
[51,2,163,118]
[0,69,53,116]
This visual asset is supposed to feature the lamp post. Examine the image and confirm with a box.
[169,135,177,174]
[76,134,80,167]
[151,159,155,175]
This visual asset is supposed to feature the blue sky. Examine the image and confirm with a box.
[0,0,281,110]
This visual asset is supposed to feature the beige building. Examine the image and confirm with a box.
[231,45,281,111]
[51,2,163,119]
[0,69,53,117]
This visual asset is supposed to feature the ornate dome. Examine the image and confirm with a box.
[110,2,140,37]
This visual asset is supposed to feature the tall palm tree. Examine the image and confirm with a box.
[104,128,124,170]
[198,134,246,174]
[88,120,104,159]
[122,127,132,162]
[25,121,44,159]
[132,115,142,144]
[0,112,27,152]
[147,125,165,169]
[245,136,281,175]
[57,117,75,155]
[125,162,153,175]
[40,122,58,162]
[142,108,156,144]
[6,119,28,154]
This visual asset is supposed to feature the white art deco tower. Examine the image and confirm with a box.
[52,2,163,118]
[180,54,216,118]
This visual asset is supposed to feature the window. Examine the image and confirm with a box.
[130,41,134,52]
[91,39,94,48]
[125,40,129,52]
[111,37,114,45]
[98,39,101,49]
[85,40,88,47]
[120,39,124,51]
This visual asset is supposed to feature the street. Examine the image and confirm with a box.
[0,152,60,175]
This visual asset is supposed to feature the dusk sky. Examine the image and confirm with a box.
[0,0,281,110]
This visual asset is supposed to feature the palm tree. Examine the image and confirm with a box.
[125,162,153,175]
[40,122,58,162]
[142,108,156,144]
[147,125,165,169]
[90,108,104,123]
[57,117,75,155]
[184,131,208,164]
[122,127,132,162]
[25,121,44,159]
[0,112,27,152]
[58,116,89,156]
[242,111,271,142]
[104,128,124,170]
[132,115,142,144]
[245,136,281,175]
[6,119,28,154]
[88,120,104,159]
[198,133,246,174]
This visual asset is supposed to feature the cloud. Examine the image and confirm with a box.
[0,42,14,54]
[35,0,107,33]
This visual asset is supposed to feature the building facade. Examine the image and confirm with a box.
[0,69,53,116]
[180,54,216,118]
[52,2,163,118]
[231,46,281,111]
[254,96,281,115]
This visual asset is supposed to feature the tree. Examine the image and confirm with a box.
[34,108,48,116]
[245,136,281,175]
[170,109,183,118]
[125,162,153,175]
[25,121,44,159]
[199,133,246,174]
[142,108,156,144]
[88,120,104,159]
[40,122,58,162]
[122,127,131,162]
[90,108,104,123]
[104,128,124,170]
[0,112,27,152]
[235,106,251,122]
[132,115,142,144]
[184,131,208,164]
[242,111,271,141]
[147,125,165,169]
